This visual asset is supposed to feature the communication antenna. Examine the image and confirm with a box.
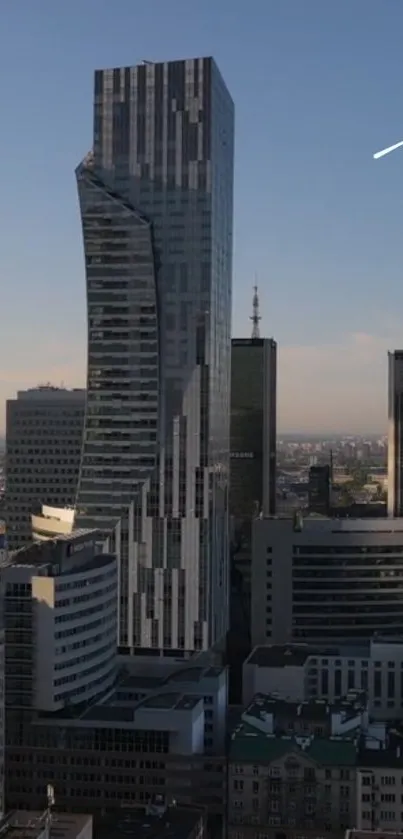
[250,284,261,339]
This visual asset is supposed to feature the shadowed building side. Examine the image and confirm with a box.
[74,157,160,644]
[5,387,85,550]
[230,337,277,525]
[388,350,403,517]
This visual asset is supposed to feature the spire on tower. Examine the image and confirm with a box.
[250,284,261,339]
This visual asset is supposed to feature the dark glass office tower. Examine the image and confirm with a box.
[308,465,330,515]
[388,350,403,516]
[230,338,277,524]
[75,58,234,653]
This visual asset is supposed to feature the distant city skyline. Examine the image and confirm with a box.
[0,325,398,435]
[1,1,402,435]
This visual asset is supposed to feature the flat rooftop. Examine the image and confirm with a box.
[7,530,104,571]
[0,812,92,839]
[120,664,224,692]
[246,644,332,668]
[246,643,375,667]
[96,807,204,839]
[259,516,403,533]
[245,691,366,720]
[81,691,201,723]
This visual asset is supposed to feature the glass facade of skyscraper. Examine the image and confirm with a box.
[75,58,234,653]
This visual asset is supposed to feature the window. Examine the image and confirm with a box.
[380,810,396,821]
[382,776,396,786]
[374,670,382,698]
[388,670,396,699]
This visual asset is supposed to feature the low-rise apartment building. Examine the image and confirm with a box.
[357,742,403,833]
[228,691,403,839]
[228,693,365,839]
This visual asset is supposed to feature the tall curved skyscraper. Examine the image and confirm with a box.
[76,58,234,654]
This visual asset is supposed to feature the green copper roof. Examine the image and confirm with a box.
[230,727,358,766]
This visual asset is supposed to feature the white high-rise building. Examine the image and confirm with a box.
[75,58,234,654]
[5,387,85,549]
[2,530,117,714]
[252,515,403,647]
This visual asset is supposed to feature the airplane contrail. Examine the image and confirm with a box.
[373,140,403,160]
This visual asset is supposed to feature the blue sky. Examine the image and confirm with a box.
[1,0,402,433]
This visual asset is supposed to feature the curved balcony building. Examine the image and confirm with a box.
[31,505,75,542]
[3,530,117,713]
[75,59,234,654]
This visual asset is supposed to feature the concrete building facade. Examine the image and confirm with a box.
[75,57,234,654]
[251,516,403,647]
[5,387,85,550]
[2,531,117,714]
[243,639,403,720]
[5,657,227,815]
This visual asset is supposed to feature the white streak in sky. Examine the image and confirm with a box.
[373,140,403,160]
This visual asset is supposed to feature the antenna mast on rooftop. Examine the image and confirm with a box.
[250,284,261,339]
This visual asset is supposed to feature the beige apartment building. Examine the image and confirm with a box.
[228,690,403,839]
[228,693,360,839]
[356,748,403,833]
